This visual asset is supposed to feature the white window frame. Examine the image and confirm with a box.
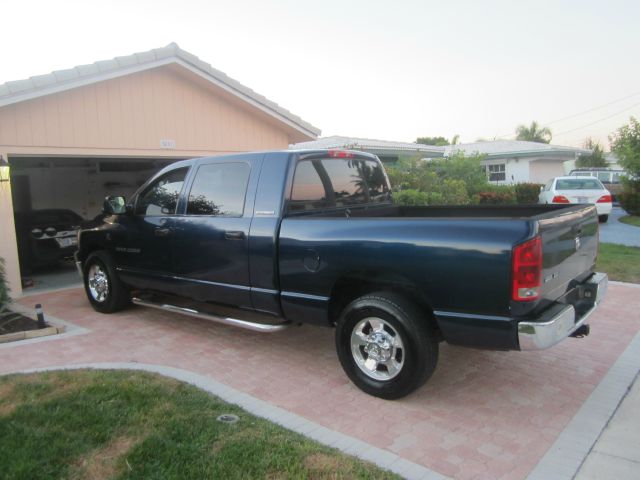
[485,163,506,182]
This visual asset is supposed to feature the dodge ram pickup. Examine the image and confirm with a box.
[75,149,608,399]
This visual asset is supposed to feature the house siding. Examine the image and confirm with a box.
[0,66,291,156]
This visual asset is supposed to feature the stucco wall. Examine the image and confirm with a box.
[505,158,530,184]
[0,170,21,299]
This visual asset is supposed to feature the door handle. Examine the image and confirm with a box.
[225,231,246,240]
[154,227,172,237]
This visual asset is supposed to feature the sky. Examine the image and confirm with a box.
[2,0,640,148]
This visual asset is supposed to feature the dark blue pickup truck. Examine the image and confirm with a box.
[76,150,608,399]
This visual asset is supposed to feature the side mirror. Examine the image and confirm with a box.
[103,196,127,215]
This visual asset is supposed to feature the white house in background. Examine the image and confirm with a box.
[289,135,444,163]
[444,141,591,185]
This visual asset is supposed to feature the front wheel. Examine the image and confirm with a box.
[335,292,438,399]
[599,215,609,223]
[83,251,130,313]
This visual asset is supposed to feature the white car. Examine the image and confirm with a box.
[539,176,612,223]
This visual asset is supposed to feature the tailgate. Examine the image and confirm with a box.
[537,205,599,302]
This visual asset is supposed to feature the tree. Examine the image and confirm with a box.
[416,136,449,146]
[416,134,460,146]
[609,117,640,215]
[515,121,552,143]
[610,117,640,177]
[576,138,608,168]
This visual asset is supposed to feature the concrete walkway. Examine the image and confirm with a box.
[575,374,640,479]
[599,207,640,247]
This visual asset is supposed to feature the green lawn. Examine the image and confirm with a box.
[0,370,399,480]
[597,243,640,284]
[619,215,640,227]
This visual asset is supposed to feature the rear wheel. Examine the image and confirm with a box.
[83,251,130,313]
[335,292,438,399]
[599,215,609,223]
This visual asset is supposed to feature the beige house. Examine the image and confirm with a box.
[0,43,319,296]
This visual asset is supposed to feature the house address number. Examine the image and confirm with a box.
[160,139,176,149]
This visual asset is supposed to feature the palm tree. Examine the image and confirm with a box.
[515,121,552,143]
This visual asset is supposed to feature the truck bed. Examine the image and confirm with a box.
[279,202,599,349]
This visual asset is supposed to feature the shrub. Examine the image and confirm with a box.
[439,179,470,205]
[515,183,544,204]
[476,185,516,204]
[618,179,640,215]
[386,153,482,206]
[0,258,10,310]
[393,189,429,206]
[428,152,489,195]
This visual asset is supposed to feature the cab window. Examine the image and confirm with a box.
[186,163,251,216]
[135,168,188,216]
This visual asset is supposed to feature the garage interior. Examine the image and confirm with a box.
[9,156,179,291]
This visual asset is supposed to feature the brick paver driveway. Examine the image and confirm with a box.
[3,283,639,480]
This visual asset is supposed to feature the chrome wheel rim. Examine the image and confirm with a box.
[87,264,109,302]
[350,317,404,381]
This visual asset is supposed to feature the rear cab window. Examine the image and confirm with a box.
[289,156,390,213]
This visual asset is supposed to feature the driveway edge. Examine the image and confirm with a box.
[527,331,640,480]
[3,362,450,480]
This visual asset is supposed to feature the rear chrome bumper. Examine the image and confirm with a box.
[518,272,608,350]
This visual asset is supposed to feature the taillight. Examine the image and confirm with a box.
[597,195,612,203]
[551,195,570,203]
[512,236,542,301]
[328,150,354,158]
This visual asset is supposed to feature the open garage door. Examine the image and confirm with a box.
[9,156,180,291]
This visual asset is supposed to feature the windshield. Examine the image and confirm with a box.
[555,178,604,190]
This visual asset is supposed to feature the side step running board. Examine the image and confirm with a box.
[132,297,290,333]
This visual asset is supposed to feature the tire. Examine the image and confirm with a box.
[599,215,609,223]
[83,250,130,313]
[335,292,438,400]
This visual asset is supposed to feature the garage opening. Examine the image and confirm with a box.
[9,156,180,292]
